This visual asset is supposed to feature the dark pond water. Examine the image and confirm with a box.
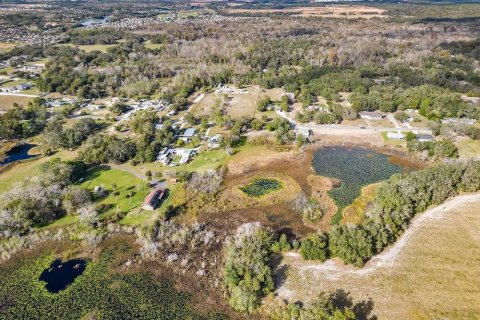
[0,144,38,165]
[312,146,404,209]
[39,259,87,293]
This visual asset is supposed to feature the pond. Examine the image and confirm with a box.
[0,144,38,166]
[39,259,87,293]
[312,146,404,209]
[80,16,111,27]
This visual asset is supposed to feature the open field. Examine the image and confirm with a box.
[225,85,260,118]
[0,42,19,53]
[276,194,480,319]
[80,167,150,220]
[225,5,387,18]
[59,43,117,53]
[0,95,35,110]
[456,137,480,159]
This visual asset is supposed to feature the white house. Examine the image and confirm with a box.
[387,131,405,140]
[208,134,222,149]
[296,126,311,138]
[179,128,197,142]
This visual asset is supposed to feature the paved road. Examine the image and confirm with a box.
[276,111,432,134]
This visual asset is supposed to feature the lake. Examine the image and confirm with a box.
[0,144,38,166]
[80,16,111,27]
[312,146,404,209]
[39,259,87,293]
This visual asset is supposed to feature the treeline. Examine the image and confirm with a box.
[0,99,48,139]
[67,29,124,45]
[299,161,480,267]
[0,159,90,237]
[41,118,100,155]
[350,84,478,120]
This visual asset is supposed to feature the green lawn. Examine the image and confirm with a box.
[0,150,76,191]
[144,41,162,50]
[457,138,480,158]
[41,215,78,229]
[80,167,150,219]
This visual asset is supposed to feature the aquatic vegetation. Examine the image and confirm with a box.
[0,240,228,320]
[240,178,282,197]
[312,147,404,215]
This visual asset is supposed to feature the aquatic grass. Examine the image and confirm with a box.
[312,147,404,221]
[241,178,282,197]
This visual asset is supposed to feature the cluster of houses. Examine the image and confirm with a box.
[0,25,64,46]
[117,99,170,122]
[0,82,32,93]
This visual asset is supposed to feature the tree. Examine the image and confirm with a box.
[300,233,328,261]
[405,131,416,141]
[77,203,98,226]
[224,222,274,313]
[394,111,409,123]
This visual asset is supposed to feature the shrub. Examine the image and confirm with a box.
[241,178,282,197]
[300,233,328,261]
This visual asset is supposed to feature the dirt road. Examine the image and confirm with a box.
[276,193,480,299]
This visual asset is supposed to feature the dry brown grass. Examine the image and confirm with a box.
[0,95,35,110]
[214,171,301,212]
[277,198,480,319]
[190,92,220,117]
[342,183,379,225]
[225,5,386,19]
[225,86,260,118]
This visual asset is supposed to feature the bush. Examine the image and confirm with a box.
[300,233,328,261]
[241,178,282,197]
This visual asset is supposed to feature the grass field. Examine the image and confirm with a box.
[279,198,480,319]
[144,40,162,50]
[341,183,379,224]
[0,95,35,110]
[225,85,260,118]
[0,42,19,53]
[0,150,77,191]
[59,43,118,53]
[80,167,150,220]
[456,137,480,158]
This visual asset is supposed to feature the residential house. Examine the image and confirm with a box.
[142,188,165,211]
[157,148,196,165]
[208,134,222,149]
[387,131,405,140]
[417,134,435,142]
[296,126,312,138]
[179,128,197,142]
